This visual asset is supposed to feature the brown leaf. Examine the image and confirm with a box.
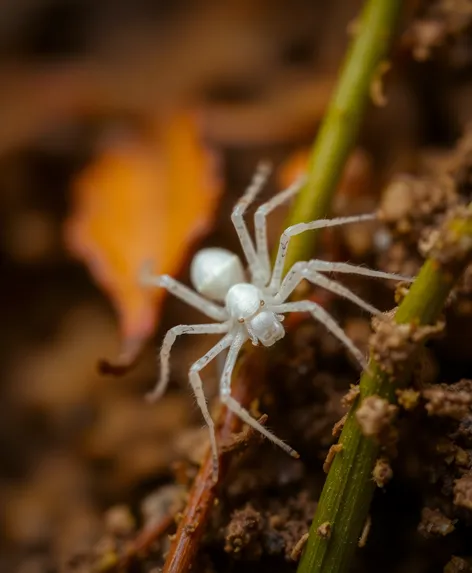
[65,113,222,372]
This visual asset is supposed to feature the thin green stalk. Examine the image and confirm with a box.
[298,207,472,573]
[283,0,402,271]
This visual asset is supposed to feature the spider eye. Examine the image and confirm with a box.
[238,317,245,323]
[260,300,265,307]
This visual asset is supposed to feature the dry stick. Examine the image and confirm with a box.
[283,0,402,270]
[162,348,266,573]
[298,206,472,573]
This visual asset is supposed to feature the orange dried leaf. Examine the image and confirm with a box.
[66,114,221,372]
[278,146,372,199]
[277,148,310,190]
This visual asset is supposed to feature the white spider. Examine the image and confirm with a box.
[141,163,412,478]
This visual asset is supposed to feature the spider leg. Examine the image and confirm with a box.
[140,263,228,321]
[273,262,381,315]
[270,213,376,293]
[272,301,368,370]
[220,331,300,459]
[307,260,414,282]
[231,162,271,285]
[189,332,234,480]
[254,174,306,283]
[146,322,231,402]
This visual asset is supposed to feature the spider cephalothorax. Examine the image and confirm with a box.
[141,163,413,478]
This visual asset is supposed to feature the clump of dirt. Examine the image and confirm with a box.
[418,507,455,538]
[420,204,472,268]
[316,521,331,540]
[369,312,444,380]
[454,474,472,510]
[372,457,393,488]
[379,175,457,241]
[445,556,472,573]
[423,381,472,419]
[222,491,316,562]
[356,396,398,441]
[401,377,472,549]
[406,0,472,61]
[377,127,472,280]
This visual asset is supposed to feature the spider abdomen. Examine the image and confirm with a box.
[190,247,245,302]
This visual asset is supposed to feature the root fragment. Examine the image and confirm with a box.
[323,443,343,473]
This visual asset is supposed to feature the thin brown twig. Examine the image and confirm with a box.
[162,347,265,573]
[127,513,175,561]
[94,514,175,572]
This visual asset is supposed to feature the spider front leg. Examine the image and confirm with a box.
[273,261,382,315]
[140,263,228,321]
[146,322,230,402]
[188,332,234,480]
[308,260,414,282]
[272,301,369,370]
[269,213,376,294]
[254,174,306,283]
[219,331,300,459]
[231,162,271,285]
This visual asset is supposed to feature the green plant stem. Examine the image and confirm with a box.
[298,208,472,573]
[283,0,402,270]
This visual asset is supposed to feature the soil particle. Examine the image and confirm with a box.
[224,504,264,559]
[370,313,445,379]
[423,383,472,420]
[370,315,417,379]
[445,556,472,573]
[222,491,317,562]
[454,474,472,510]
[356,395,398,440]
[396,388,420,410]
[406,0,472,61]
[316,522,331,540]
[376,139,472,283]
[372,457,393,487]
[379,174,457,241]
[418,507,455,538]
[394,281,411,306]
[420,205,472,268]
